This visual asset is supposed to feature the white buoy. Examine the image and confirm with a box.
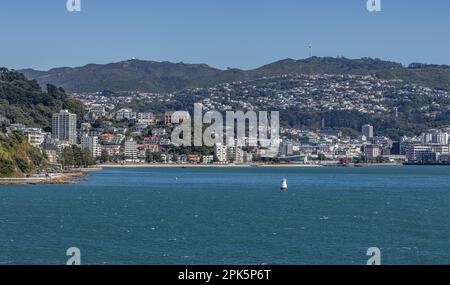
[281,178,288,191]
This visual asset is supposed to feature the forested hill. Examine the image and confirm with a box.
[20,57,450,93]
[0,68,84,130]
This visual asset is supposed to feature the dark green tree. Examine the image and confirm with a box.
[100,149,110,163]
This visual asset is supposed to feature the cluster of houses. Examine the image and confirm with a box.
[4,105,450,166]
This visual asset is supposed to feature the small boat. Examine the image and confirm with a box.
[280,178,288,191]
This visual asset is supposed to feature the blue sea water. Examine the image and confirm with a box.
[0,166,449,265]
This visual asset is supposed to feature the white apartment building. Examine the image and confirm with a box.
[52,110,77,145]
[214,143,228,162]
[405,145,434,163]
[25,128,45,148]
[124,138,138,161]
[202,155,214,164]
[227,146,244,163]
[81,135,101,158]
[137,112,155,125]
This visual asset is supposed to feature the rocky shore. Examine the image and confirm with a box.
[0,168,101,185]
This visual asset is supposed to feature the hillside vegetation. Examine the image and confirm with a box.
[0,132,47,178]
[20,57,450,93]
[0,68,84,130]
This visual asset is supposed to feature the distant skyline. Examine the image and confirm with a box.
[1,0,450,71]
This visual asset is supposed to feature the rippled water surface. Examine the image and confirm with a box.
[1,166,449,264]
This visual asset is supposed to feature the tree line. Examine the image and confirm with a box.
[61,145,95,168]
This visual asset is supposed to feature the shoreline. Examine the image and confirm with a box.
[0,168,100,186]
[101,163,322,168]
[100,162,403,168]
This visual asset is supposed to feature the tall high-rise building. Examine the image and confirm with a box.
[227,146,243,163]
[214,143,228,162]
[52,110,77,144]
[362,124,374,139]
[125,138,138,161]
[81,134,100,158]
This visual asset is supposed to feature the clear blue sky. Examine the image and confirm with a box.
[1,0,450,70]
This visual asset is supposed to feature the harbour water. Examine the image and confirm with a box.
[0,166,449,265]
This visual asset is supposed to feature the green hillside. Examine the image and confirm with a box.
[20,57,450,93]
[20,60,225,93]
[0,68,84,130]
[0,132,47,178]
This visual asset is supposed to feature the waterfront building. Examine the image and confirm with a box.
[214,143,228,162]
[391,142,401,155]
[258,146,279,159]
[81,134,101,158]
[227,146,244,163]
[124,138,138,161]
[404,145,448,164]
[52,110,77,145]
[202,155,214,164]
[243,151,254,163]
[440,154,450,164]
[364,145,380,162]
[187,154,201,163]
[279,141,294,156]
